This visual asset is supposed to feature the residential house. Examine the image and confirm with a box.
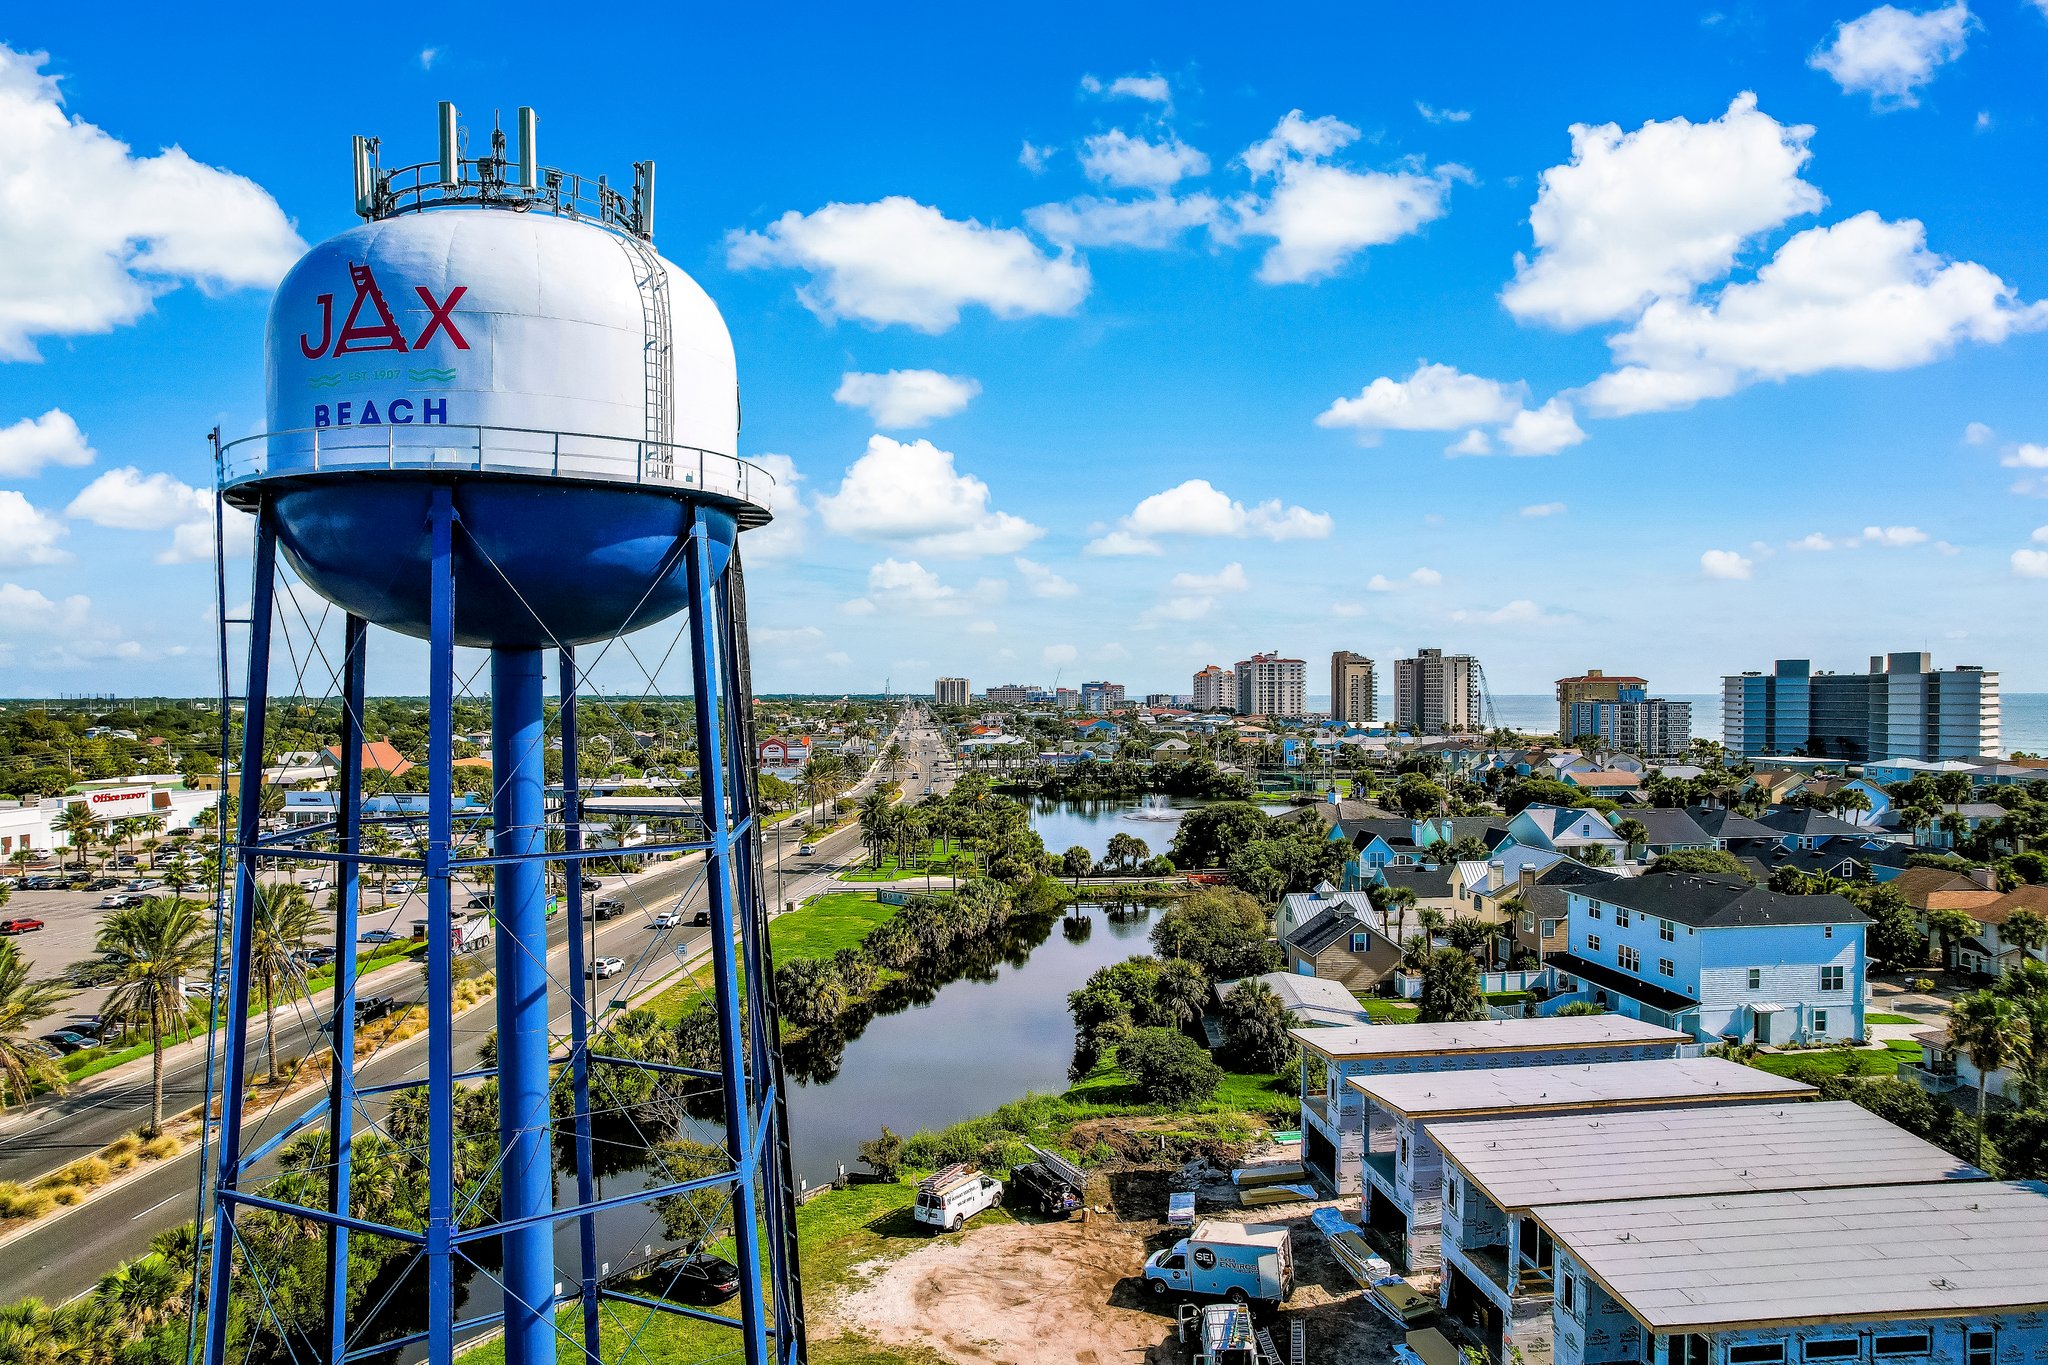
[316,741,414,781]
[1618,808,1715,859]
[1215,972,1371,1030]
[1755,807,1889,850]
[1276,883,1380,941]
[1435,1102,1985,1365]
[1538,1182,2048,1365]
[1282,911,1403,998]
[1686,806,1778,848]
[1293,1016,1687,1196]
[1731,836,1917,886]
[1373,864,1465,931]
[1561,769,1642,798]
[1505,804,1628,862]
[1507,861,1627,961]
[1353,1057,1814,1270]
[1452,845,1576,917]
[1549,874,1869,1044]
[1892,868,2048,977]
[1912,802,2009,849]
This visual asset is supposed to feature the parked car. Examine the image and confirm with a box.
[0,918,45,935]
[39,1030,95,1053]
[912,1166,1003,1233]
[126,878,163,892]
[588,956,625,979]
[98,893,140,910]
[666,1252,741,1305]
[180,980,216,1000]
[301,876,333,891]
[360,928,401,944]
[651,910,682,929]
[21,875,64,890]
[307,947,338,966]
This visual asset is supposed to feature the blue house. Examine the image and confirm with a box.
[1550,873,1868,1045]
[1505,804,1627,862]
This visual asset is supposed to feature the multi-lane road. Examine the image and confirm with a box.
[0,705,955,1303]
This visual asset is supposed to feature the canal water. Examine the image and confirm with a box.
[1027,791,1282,864]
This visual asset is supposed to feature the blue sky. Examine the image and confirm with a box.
[3,1,2048,699]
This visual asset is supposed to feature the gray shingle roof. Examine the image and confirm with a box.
[1581,873,1869,929]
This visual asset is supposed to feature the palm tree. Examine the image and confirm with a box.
[97,897,212,1135]
[112,816,141,860]
[1927,907,1981,971]
[1614,819,1649,861]
[1949,990,2032,1163]
[1374,885,1419,944]
[2000,908,2048,964]
[0,940,70,1106]
[56,802,98,870]
[249,883,321,1081]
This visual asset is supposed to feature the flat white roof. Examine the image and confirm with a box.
[1191,1220,1291,1248]
[1292,1014,1687,1062]
[1536,1180,2048,1331]
[1349,1056,1812,1120]
[1435,1101,1983,1210]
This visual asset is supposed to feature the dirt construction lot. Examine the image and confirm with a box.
[827,1172,1407,1365]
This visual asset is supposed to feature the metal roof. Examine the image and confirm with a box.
[1534,1180,2048,1331]
[1349,1056,1813,1119]
[1293,1014,1688,1061]
[1434,1101,1985,1211]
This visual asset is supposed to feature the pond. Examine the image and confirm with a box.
[1026,792,1286,865]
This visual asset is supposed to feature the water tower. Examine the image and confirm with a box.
[202,105,804,1365]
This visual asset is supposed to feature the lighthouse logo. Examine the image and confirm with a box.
[300,262,469,358]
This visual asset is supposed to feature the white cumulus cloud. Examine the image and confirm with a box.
[0,490,69,565]
[740,453,807,562]
[1502,93,1822,330]
[1583,212,2047,416]
[1812,3,1974,109]
[815,436,1040,557]
[1018,141,1056,174]
[1148,562,1249,623]
[1015,557,1079,599]
[66,465,208,529]
[1520,502,1567,518]
[1082,73,1172,107]
[1864,524,1930,546]
[1080,129,1210,189]
[1963,421,1994,445]
[1088,478,1332,554]
[0,44,304,362]
[1701,549,1755,579]
[833,370,981,427]
[839,558,1004,618]
[1497,399,1587,456]
[1367,567,1443,591]
[1317,362,1526,438]
[2013,548,2048,577]
[2001,443,2048,468]
[1416,102,1471,124]
[1026,192,1220,249]
[0,580,90,633]
[0,408,94,476]
[1228,111,1462,284]
[727,196,1089,332]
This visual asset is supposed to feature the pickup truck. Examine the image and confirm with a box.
[912,1165,1003,1233]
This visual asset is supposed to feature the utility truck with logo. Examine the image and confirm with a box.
[1143,1221,1294,1305]
[911,1164,1003,1233]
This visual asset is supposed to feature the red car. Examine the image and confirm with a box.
[0,918,45,935]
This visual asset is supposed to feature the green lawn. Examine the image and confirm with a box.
[1061,1053,1296,1118]
[841,846,979,883]
[771,891,899,960]
[1360,998,1421,1024]
[1867,1011,1927,1026]
[1749,1038,1920,1080]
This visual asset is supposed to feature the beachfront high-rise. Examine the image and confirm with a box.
[1722,652,2000,762]
[1331,651,1378,723]
[1235,651,1306,717]
[1394,647,1481,734]
[1192,664,1238,712]
[1558,668,1692,756]
[933,676,969,706]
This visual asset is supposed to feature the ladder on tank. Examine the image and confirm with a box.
[617,233,673,481]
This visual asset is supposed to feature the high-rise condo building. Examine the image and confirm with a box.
[1331,651,1378,723]
[1722,652,2000,762]
[1235,652,1306,717]
[933,677,969,706]
[985,684,1036,706]
[1192,665,1238,712]
[1079,680,1124,714]
[1556,669,1645,740]
[1394,648,1482,734]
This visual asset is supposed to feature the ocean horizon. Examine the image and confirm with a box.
[1303,692,2048,759]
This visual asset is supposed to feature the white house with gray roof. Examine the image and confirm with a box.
[1433,1103,1986,1365]
[1537,1181,2048,1365]
[1350,1057,1814,1270]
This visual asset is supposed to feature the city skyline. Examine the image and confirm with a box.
[6,7,2048,699]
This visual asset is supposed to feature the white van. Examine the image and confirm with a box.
[1144,1220,1293,1304]
[911,1164,1003,1233]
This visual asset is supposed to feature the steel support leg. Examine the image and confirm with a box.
[202,501,277,1365]
[325,613,369,1360]
[558,647,602,1364]
[425,487,458,1365]
[493,646,556,1365]
[684,510,772,1363]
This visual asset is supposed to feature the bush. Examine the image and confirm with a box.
[1118,1028,1223,1108]
[859,1126,905,1180]
[56,1157,111,1187]
[143,1135,181,1160]
[0,1184,54,1219]
[1219,980,1298,1073]
[1151,890,1279,980]
[1912,977,1936,993]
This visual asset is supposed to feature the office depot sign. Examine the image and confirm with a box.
[83,789,154,820]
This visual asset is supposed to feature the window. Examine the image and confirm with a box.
[1824,925,1834,938]
[1821,966,1845,991]
[1588,903,1603,919]
[1560,1271,1578,1316]
[1805,1342,1860,1361]
[1666,1337,1709,1365]
[1659,919,1676,942]
[1748,968,1763,990]
[1729,1346,1786,1365]
[1813,1010,1829,1034]
[1616,907,1633,928]
[1619,945,1641,973]
[1873,1334,1930,1358]
[1352,933,1369,953]
[1659,957,1675,977]
[1969,1332,1996,1365]
[1587,933,1602,952]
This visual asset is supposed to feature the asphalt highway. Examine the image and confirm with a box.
[0,707,951,1305]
